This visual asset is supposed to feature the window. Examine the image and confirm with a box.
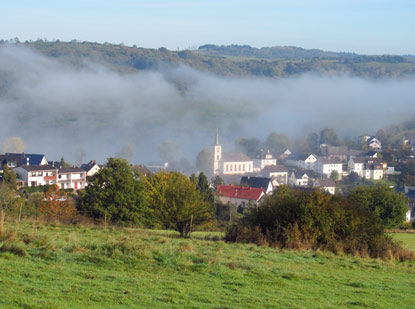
[226,165,228,172]
[230,165,232,172]
[239,164,241,171]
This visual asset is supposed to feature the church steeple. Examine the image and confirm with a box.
[213,132,222,176]
[215,132,220,146]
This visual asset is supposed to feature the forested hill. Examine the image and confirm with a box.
[2,40,415,78]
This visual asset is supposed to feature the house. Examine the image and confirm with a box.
[57,167,87,190]
[14,165,58,187]
[313,178,336,195]
[215,184,265,209]
[240,176,273,195]
[285,153,318,170]
[288,171,309,187]
[363,162,384,180]
[348,157,384,180]
[315,158,343,178]
[148,161,169,173]
[262,165,288,185]
[80,160,101,177]
[213,134,254,176]
[0,153,48,170]
[253,150,277,170]
[368,138,382,150]
[5,153,48,166]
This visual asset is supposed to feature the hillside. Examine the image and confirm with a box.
[2,40,415,79]
[1,221,415,308]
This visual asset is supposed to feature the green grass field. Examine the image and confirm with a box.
[391,232,415,251]
[1,222,415,308]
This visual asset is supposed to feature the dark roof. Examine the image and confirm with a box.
[18,165,57,172]
[407,189,415,200]
[291,171,308,178]
[5,153,46,165]
[222,152,252,162]
[314,178,335,188]
[365,151,379,157]
[58,167,85,173]
[240,176,271,192]
[263,165,288,173]
[131,164,151,175]
[286,153,316,161]
[80,160,98,172]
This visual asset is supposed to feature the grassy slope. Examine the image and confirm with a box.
[1,222,415,308]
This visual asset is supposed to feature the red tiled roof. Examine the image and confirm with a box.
[215,185,264,201]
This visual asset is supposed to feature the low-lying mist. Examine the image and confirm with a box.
[0,45,414,165]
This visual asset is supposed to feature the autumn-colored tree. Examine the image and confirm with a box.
[40,185,76,221]
[146,171,211,238]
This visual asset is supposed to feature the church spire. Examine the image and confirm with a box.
[215,131,220,146]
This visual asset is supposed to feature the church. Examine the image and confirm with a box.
[213,133,254,176]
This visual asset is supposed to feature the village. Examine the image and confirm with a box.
[1,132,415,224]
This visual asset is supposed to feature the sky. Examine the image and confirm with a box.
[1,0,414,54]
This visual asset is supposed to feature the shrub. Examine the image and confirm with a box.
[226,186,411,260]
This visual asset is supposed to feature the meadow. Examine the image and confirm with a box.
[1,221,415,308]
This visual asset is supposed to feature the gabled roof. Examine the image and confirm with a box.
[18,165,57,172]
[240,176,272,192]
[291,171,308,178]
[263,165,288,173]
[4,153,46,166]
[80,160,99,172]
[222,152,252,162]
[314,178,335,188]
[215,185,264,201]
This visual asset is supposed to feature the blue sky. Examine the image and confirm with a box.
[1,0,414,54]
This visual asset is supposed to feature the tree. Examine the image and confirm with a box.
[320,128,339,146]
[40,185,76,221]
[2,165,17,189]
[77,158,152,226]
[195,149,213,176]
[158,141,181,162]
[211,175,224,189]
[59,157,72,168]
[146,171,211,238]
[330,170,339,182]
[348,185,408,228]
[264,132,291,155]
[0,183,17,235]
[191,172,214,207]
[306,133,319,154]
[235,137,261,158]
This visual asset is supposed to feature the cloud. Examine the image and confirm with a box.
[0,45,414,165]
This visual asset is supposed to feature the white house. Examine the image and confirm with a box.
[254,150,277,170]
[313,178,336,195]
[288,171,309,187]
[348,157,384,180]
[285,153,318,170]
[315,158,343,177]
[80,160,101,177]
[213,134,254,176]
[368,138,382,150]
[262,165,288,185]
[57,167,87,190]
[14,165,58,187]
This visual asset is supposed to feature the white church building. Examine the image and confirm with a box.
[213,134,256,176]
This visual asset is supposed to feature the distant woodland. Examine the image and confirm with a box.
[1,40,415,79]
